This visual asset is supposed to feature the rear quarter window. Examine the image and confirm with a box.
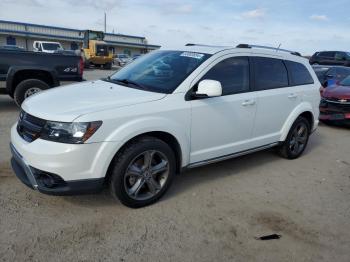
[285,61,314,86]
[252,57,288,90]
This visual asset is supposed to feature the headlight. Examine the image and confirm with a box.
[41,121,102,144]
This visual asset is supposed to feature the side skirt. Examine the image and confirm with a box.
[187,142,280,169]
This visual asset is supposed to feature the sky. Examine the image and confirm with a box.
[1,0,350,55]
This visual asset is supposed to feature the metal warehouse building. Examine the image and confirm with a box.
[0,20,160,55]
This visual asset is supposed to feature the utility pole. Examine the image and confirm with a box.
[104,12,107,33]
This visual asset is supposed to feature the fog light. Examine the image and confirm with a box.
[30,167,66,188]
[40,174,56,188]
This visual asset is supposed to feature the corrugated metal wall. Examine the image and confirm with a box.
[0,20,160,53]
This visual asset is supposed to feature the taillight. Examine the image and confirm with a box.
[79,57,84,76]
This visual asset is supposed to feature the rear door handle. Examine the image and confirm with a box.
[288,93,298,99]
[242,100,256,106]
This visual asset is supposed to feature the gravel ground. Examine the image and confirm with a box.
[0,69,349,262]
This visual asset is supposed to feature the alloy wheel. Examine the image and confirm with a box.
[124,150,169,201]
[24,87,42,98]
[289,122,308,155]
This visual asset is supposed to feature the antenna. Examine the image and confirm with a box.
[276,43,281,52]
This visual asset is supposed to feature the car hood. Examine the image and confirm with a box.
[22,80,166,122]
[323,84,350,100]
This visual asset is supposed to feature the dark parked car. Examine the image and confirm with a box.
[320,76,350,124]
[313,65,350,87]
[310,51,350,66]
[0,49,83,106]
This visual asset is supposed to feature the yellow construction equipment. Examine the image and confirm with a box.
[82,30,113,69]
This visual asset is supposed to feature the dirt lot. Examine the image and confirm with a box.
[0,69,350,262]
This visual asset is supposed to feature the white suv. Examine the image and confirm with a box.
[10,44,320,208]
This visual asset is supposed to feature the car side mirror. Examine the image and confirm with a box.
[194,80,222,98]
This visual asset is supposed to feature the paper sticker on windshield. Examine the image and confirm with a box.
[180,52,205,60]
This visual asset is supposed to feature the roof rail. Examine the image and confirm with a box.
[236,44,301,56]
[185,43,230,48]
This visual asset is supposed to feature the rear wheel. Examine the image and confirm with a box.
[14,79,50,106]
[109,137,176,208]
[103,62,112,70]
[278,116,311,159]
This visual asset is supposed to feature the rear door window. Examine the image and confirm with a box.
[320,52,336,58]
[285,61,314,85]
[252,57,288,90]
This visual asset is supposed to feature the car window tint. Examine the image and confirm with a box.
[253,57,288,90]
[335,52,345,60]
[285,61,314,85]
[313,67,329,78]
[336,67,350,79]
[321,52,335,58]
[201,57,250,95]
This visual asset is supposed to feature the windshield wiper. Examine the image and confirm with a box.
[112,78,148,90]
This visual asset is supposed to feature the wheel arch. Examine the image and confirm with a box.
[105,130,186,182]
[6,68,58,96]
[280,103,315,142]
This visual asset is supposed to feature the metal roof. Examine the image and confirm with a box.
[0,20,161,49]
[0,20,146,39]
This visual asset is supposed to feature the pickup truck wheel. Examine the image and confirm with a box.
[109,137,176,208]
[14,79,50,106]
[103,62,112,70]
[278,116,310,159]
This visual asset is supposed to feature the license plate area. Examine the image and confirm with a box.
[330,113,345,120]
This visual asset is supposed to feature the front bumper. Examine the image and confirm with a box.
[10,124,122,195]
[319,102,350,122]
[10,143,105,195]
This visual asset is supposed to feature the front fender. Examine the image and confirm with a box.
[105,116,191,167]
[279,102,314,141]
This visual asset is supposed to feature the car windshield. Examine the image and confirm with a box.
[42,43,62,51]
[313,67,329,78]
[340,76,350,86]
[108,50,211,93]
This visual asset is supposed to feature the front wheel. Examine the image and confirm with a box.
[109,137,176,208]
[278,116,311,159]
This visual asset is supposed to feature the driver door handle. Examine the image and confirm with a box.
[242,99,256,106]
[288,93,298,99]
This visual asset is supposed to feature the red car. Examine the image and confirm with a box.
[320,76,350,123]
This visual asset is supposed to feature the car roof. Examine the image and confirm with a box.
[312,65,350,69]
[316,51,348,53]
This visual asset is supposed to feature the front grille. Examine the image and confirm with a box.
[17,111,46,142]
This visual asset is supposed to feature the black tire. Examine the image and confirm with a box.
[103,62,112,70]
[109,136,176,208]
[14,79,50,106]
[278,116,311,159]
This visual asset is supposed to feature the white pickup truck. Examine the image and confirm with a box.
[33,41,64,53]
